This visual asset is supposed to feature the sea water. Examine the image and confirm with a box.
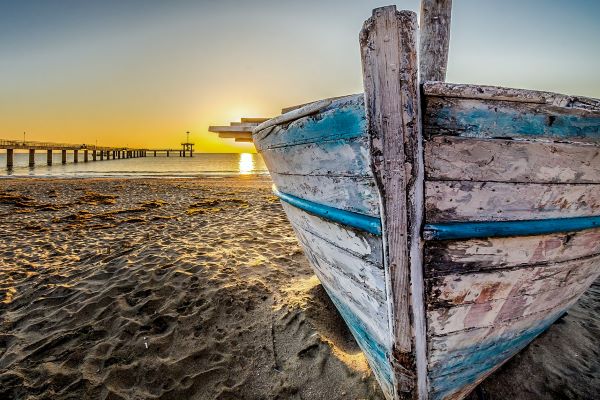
[0,152,268,178]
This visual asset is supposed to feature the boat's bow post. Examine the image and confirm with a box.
[419,0,453,82]
[360,5,427,399]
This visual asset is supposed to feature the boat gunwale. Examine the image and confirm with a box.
[253,82,600,137]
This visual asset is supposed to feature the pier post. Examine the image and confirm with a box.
[154,151,157,157]
[189,149,193,157]
[118,151,121,159]
[47,149,53,166]
[84,150,89,162]
[100,150,104,161]
[92,150,97,161]
[73,150,78,163]
[6,149,14,169]
[62,150,67,164]
[167,150,170,157]
[29,149,35,167]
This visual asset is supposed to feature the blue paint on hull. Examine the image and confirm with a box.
[430,311,566,400]
[324,288,395,399]
[273,186,382,235]
[425,215,600,240]
[254,95,366,150]
[431,102,600,143]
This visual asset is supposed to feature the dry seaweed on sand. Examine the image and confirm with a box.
[77,191,118,205]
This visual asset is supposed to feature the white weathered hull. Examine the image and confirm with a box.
[250,3,600,398]
[253,79,600,399]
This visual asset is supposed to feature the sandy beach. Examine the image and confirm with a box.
[0,177,598,400]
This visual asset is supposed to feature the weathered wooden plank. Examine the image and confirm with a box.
[425,136,600,183]
[419,0,452,82]
[428,253,600,306]
[425,181,600,223]
[281,95,358,114]
[281,202,383,264]
[217,132,253,139]
[425,299,576,400]
[425,227,600,274]
[324,288,395,400]
[234,138,253,143]
[271,173,379,217]
[260,136,370,177]
[253,95,365,150]
[254,98,333,134]
[360,6,425,396]
[289,216,386,301]
[230,122,260,127]
[241,117,270,123]
[423,96,600,144]
[297,233,389,346]
[427,309,561,399]
[424,82,600,112]
[427,272,598,336]
[208,125,254,133]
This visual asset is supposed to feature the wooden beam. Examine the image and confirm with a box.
[240,117,269,123]
[208,125,253,133]
[360,6,426,397]
[419,0,452,82]
[230,122,260,127]
[235,138,254,142]
[218,132,253,139]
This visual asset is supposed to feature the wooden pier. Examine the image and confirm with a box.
[0,139,151,169]
[208,118,270,143]
[0,139,202,170]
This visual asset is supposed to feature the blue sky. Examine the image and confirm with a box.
[1,0,598,150]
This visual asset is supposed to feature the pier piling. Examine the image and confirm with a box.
[47,149,53,166]
[29,149,35,167]
[92,150,97,161]
[73,150,78,163]
[84,150,89,162]
[6,149,13,169]
[62,150,67,164]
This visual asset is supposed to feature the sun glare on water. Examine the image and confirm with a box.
[238,153,254,175]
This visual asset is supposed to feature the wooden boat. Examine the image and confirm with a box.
[252,2,600,399]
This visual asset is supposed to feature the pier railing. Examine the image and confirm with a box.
[1,137,198,169]
[0,139,122,151]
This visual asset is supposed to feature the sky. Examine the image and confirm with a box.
[1,0,599,153]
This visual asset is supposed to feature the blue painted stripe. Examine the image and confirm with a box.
[425,215,600,240]
[272,186,382,236]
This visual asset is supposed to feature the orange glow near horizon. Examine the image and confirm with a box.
[1,1,598,153]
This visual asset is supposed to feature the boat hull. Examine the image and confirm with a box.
[253,85,600,399]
